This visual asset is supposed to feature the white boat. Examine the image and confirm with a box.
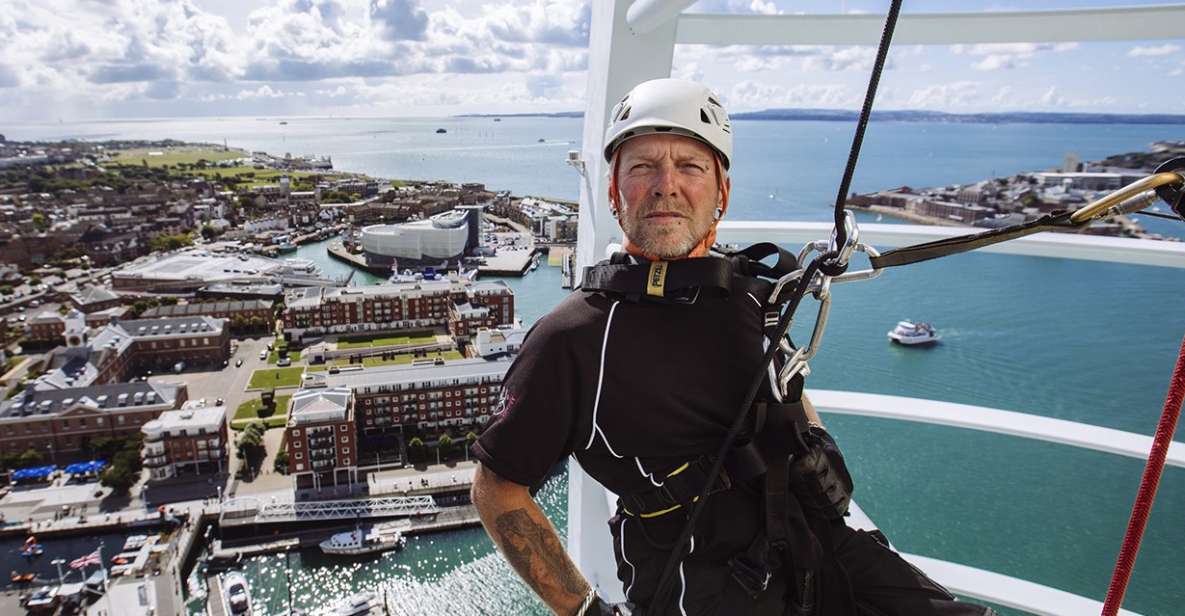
[333,591,381,615]
[319,524,406,557]
[887,320,940,345]
[223,571,253,615]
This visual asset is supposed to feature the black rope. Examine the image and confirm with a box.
[1137,210,1184,222]
[823,0,903,277]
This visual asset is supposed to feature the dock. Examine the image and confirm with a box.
[207,573,228,616]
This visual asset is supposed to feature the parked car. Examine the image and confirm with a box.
[259,350,268,360]
[277,357,291,367]
[235,358,243,367]
[215,398,224,406]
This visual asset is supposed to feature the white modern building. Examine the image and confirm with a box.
[359,207,482,268]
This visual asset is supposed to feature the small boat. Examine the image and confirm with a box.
[435,128,447,134]
[223,571,253,615]
[887,320,940,346]
[276,242,297,253]
[279,121,289,125]
[537,138,546,143]
[10,571,35,583]
[320,524,406,557]
[493,118,501,122]
[20,544,44,558]
[334,591,380,615]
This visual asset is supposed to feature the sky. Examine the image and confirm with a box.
[0,0,1182,122]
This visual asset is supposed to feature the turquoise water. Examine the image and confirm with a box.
[10,117,1184,614]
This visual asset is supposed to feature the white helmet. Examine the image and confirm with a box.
[603,78,733,170]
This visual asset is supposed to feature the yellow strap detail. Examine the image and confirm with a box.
[666,462,690,478]
[646,261,668,297]
[639,503,682,518]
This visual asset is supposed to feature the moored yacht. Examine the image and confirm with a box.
[319,524,406,557]
[223,571,253,615]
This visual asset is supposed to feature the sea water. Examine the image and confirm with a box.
[8,117,1184,614]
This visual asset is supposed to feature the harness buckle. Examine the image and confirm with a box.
[727,553,772,598]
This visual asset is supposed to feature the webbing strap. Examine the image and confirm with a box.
[869,210,1084,270]
[718,242,800,280]
[581,256,734,302]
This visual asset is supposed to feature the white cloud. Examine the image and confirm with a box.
[954,42,1079,72]
[728,80,856,110]
[1128,44,1181,58]
[906,81,982,109]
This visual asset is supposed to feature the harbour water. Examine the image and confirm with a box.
[8,117,1184,614]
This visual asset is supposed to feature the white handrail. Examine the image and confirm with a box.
[809,389,1185,467]
[677,5,1185,46]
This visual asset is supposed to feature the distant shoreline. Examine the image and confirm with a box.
[455,109,1185,125]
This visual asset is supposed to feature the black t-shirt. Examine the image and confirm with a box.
[471,268,769,498]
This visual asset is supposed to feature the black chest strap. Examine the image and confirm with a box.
[582,255,734,303]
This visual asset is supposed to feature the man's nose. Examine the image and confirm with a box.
[651,163,678,197]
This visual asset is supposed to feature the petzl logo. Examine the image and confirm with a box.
[646,261,668,297]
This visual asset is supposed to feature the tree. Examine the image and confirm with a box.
[273,449,289,473]
[200,225,220,241]
[17,448,43,468]
[101,465,136,493]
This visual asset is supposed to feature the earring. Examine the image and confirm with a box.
[714,207,723,221]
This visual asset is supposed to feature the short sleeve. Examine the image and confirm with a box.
[470,318,579,488]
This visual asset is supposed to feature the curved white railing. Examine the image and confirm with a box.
[574,390,1179,614]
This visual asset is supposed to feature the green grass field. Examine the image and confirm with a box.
[248,367,305,389]
[267,349,302,365]
[336,333,438,350]
[231,394,293,430]
[109,147,243,167]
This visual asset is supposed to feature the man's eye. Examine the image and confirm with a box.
[682,164,706,173]
[630,163,651,171]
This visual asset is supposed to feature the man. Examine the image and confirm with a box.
[471,78,995,616]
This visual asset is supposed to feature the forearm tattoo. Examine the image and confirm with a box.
[494,508,588,599]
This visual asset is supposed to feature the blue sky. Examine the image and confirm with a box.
[0,0,1181,121]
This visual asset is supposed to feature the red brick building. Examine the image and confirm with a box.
[285,387,357,490]
[0,381,187,461]
[142,401,228,481]
[283,279,513,343]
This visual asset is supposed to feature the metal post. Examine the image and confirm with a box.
[51,558,65,584]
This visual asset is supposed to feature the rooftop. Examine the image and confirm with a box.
[323,356,510,391]
[0,381,181,419]
[140,299,273,318]
[289,387,352,425]
[144,403,226,434]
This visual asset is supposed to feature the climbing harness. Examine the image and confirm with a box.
[647,0,904,609]
[632,0,1185,610]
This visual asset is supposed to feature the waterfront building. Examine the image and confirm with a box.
[313,357,510,437]
[357,205,484,270]
[32,315,229,391]
[141,401,228,481]
[282,278,513,343]
[111,248,334,292]
[285,387,357,490]
[0,381,186,460]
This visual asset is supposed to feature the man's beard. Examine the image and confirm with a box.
[620,198,714,260]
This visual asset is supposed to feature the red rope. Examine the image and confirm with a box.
[1101,331,1185,615]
